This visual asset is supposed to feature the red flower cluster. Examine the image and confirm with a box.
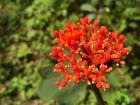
[50,17,128,90]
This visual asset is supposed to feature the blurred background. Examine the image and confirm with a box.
[0,0,140,105]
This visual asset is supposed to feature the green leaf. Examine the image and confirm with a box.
[108,72,121,88]
[17,43,31,58]
[80,3,95,12]
[103,90,131,105]
[87,14,96,21]
[128,22,138,29]
[118,19,127,32]
[37,65,87,105]
[123,7,138,18]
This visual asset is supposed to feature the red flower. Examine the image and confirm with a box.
[50,17,128,90]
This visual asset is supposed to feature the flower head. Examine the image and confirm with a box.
[50,17,128,90]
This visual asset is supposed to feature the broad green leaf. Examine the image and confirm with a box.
[37,65,87,105]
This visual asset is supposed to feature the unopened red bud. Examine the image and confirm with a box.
[56,63,62,68]
[105,54,111,61]
[52,46,56,49]
[53,30,60,37]
[84,69,90,76]
[97,40,102,48]
[108,32,113,40]
[118,35,125,43]
[80,17,89,24]
[93,19,98,32]
[71,40,77,46]
[58,58,63,62]
[84,44,90,51]
[120,61,126,65]
[96,82,103,88]
[118,43,124,49]
[85,24,92,30]
[53,69,61,72]
[91,75,96,81]
[99,26,107,36]
[105,83,110,89]
[84,17,89,23]
[92,69,99,73]
[100,64,107,72]
[71,22,76,28]
[108,46,113,52]
[65,23,71,29]
[121,48,128,55]
[50,51,58,58]
[106,67,112,72]
[111,54,118,59]
[113,32,118,38]
[73,65,79,71]
[56,38,61,43]
[55,80,67,90]
[78,58,82,62]
[72,76,79,83]
[83,60,88,65]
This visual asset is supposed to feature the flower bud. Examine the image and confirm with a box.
[121,48,128,55]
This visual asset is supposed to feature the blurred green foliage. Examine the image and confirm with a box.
[0,0,140,105]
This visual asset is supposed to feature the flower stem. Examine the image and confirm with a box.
[90,83,106,105]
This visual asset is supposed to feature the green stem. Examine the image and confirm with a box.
[90,84,106,105]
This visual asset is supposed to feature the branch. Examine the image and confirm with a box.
[89,83,106,105]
